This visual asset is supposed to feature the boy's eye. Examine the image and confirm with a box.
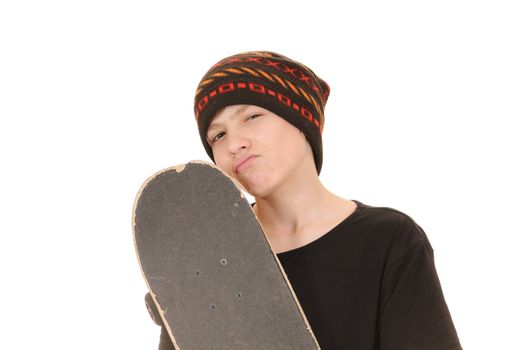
[246,114,260,121]
[211,131,225,143]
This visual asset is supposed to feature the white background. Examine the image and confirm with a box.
[1,1,525,349]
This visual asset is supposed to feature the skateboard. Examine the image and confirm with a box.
[132,161,320,350]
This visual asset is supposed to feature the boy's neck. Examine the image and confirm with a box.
[253,176,356,253]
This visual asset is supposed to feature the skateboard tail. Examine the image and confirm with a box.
[133,161,320,349]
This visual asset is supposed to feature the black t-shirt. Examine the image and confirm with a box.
[276,201,462,349]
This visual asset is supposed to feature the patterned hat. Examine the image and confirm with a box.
[193,51,330,174]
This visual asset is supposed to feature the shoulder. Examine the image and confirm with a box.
[353,201,433,261]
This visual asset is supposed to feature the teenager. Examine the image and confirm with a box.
[146,51,462,350]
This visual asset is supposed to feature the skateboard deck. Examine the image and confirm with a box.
[133,161,319,350]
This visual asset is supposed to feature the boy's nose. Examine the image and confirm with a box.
[227,132,251,156]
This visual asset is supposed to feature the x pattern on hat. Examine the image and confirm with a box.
[195,51,329,133]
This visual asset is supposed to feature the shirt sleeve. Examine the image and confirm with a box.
[158,326,176,350]
[379,233,462,349]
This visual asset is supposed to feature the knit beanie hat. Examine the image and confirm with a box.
[193,51,330,174]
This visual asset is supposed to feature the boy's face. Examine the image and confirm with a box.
[206,104,314,198]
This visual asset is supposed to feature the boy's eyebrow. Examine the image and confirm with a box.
[208,105,252,131]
